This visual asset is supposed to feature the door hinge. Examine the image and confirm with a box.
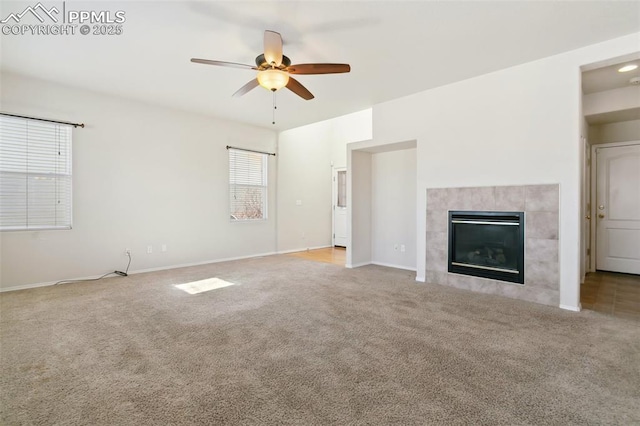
[587,248,591,256]
[333,233,335,238]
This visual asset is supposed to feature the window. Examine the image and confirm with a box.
[0,115,72,231]
[337,170,347,207]
[229,148,267,221]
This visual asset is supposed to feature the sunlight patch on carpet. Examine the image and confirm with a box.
[174,278,236,294]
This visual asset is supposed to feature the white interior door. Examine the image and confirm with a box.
[333,168,347,247]
[595,143,640,274]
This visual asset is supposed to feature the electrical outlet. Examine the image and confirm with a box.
[147,245,153,254]
[401,245,406,253]
[161,244,167,252]
[125,248,131,256]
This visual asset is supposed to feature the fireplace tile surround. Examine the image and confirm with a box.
[426,185,559,307]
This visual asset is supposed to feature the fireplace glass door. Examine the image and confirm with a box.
[448,211,524,284]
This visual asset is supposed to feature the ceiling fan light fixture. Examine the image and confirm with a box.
[257,69,289,91]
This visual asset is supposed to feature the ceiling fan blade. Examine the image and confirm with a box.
[287,63,351,75]
[190,58,257,70]
[263,30,283,67]
[232,79,260,98]
[286,77,314,100]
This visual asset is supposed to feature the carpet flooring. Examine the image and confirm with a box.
[1,255,639,425]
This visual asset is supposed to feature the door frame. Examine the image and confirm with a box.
[590,140,640,272]
[332,166,347,247]
[582,135,590,282]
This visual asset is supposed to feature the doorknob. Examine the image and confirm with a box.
[585,215,591,220]
[598,213,605,219]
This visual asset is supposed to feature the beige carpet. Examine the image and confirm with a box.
[1,255,639,425]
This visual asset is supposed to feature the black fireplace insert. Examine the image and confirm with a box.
[448,211,525,284]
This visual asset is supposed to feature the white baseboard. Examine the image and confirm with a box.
[127,251,279,275]
[346,261,371,269]
[370,261,417,272]
[559,303,582,312]
[0,251,280,293]
[276,245,332,255]
[415,275,426,283]
[0,278,97,293]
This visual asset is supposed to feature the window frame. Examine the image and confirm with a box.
[228,148,268,222]
[0,115,73,232]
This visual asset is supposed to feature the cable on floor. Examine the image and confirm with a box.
[54,252,132,285]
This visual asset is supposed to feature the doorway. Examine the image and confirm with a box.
[287,247,346,266]
[332,167,347,247]
[592,142,640,275]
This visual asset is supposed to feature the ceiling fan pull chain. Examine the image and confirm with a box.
[272,91,277,125]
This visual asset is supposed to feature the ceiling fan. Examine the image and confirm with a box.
[191,30,351,100]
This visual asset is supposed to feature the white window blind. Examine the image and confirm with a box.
[0,115,73,231]
[229,148,267,221]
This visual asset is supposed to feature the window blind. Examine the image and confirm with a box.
[229,148,267,220]
[0,115,72,230]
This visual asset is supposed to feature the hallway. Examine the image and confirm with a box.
[581,271,640,322]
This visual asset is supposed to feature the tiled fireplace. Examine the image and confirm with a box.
[426,185,559,306]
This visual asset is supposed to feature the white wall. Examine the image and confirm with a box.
[583,86,640,117]
[371,148,417,270]
[276,110,372,252]
[347,149,372,267]
[589,119,640,144]
[0,72,277,290]
[362,32,640,310]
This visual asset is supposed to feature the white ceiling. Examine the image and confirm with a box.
[1,1,639,130]
[582,60,640,94]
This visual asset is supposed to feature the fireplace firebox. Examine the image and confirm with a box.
[448,211,525,284]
